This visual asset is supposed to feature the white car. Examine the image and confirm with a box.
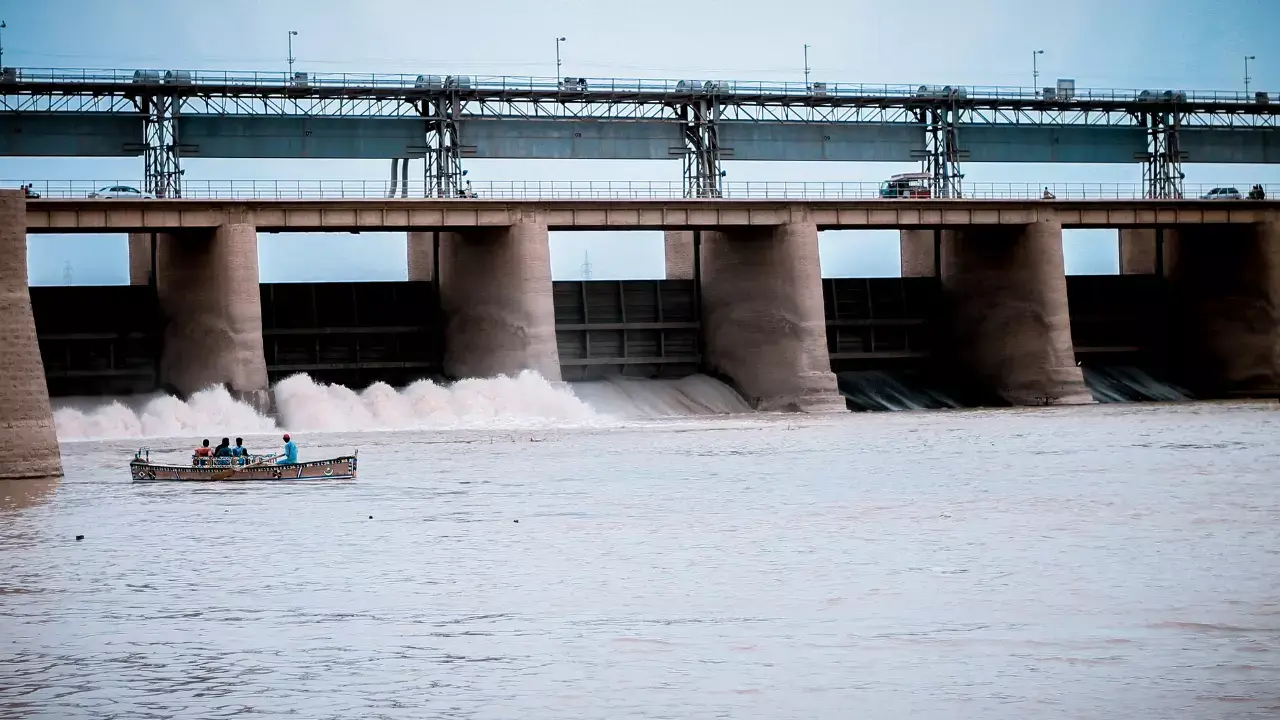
[1201,187,1242,200]
[88,185,154,199]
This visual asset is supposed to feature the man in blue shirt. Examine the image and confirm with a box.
[276,433,298,465]
[231,437,249,464]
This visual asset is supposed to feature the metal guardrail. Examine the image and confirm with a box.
[1,67,1275,105]
[13,180,1278,201]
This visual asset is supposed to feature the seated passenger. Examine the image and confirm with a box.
[231,437,249,464]
[212,437,233,465]
[193,439,213,466]
[276,433,298,465]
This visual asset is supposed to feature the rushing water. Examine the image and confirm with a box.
[4,389,1280,719]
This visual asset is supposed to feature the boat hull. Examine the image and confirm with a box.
[130,456,357,483]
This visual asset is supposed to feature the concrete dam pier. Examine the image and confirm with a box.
[0,190,62,480]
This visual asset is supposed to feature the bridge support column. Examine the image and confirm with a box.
[900,229,941,277]
[1167,221,1280,397]
[157,223,272,413]
[439,214,561,380]
[665,230,694,280]
[0,190,62,480]
[699,209,843,411]
[129,233,152,285]
[407,231,434,281]
[938,216,1092,406]
[1118,229,1170,275]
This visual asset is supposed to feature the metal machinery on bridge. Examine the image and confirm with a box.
[3,69,1278,200]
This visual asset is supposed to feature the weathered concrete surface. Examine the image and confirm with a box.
[157,224,271,412]
[939,216,1092,406]
[439,216,561,380]
[129,232,177,285]
[1167,221,1280,397]
[129,233,153,285]
[899,229,937,277]
[0,190,62,479]
[1118,228,1164,275]
[699,209,844,412]
[407,231,435,281]
[664,230,694,280]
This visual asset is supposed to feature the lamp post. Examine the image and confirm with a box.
[288,30,298,76]
[1,21,7,69]
[1245,55,1256,93]
[1033,49,1044,94]
[804,44,811,90]
[556,36,566,80]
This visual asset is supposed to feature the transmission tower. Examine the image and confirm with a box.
[580,251,593,280]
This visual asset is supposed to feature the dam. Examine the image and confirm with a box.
[7,190,1280,479]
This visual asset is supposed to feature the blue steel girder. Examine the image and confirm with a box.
[7,77,1280,128]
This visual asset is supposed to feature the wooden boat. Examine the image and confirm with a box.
[130,447,358,483]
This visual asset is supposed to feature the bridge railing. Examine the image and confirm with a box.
[2,67,1275,104]
[12,180,1278,201]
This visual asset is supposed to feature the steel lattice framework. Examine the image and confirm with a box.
[6,69,1280,199]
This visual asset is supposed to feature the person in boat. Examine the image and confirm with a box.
[275,434,298,465]
[231,437,249,464]
[211,437,233,465]
[193,439,213,466]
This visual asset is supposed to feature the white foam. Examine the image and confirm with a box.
[272,371,600,432]
[53,385,279,441]
[50,371,753,442]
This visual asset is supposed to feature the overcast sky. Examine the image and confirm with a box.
[8,0,1280,284]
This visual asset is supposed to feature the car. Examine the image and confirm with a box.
[1201,187,1242,200]
[88,185,154,199]
[879,172,933,199]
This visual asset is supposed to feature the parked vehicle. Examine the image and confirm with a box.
[88,185,154,199]
[1201,187,1242,200]
[879,172,933,199]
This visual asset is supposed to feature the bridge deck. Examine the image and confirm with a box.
[24,198,1280,233]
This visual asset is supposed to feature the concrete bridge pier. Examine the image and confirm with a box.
[0,189,63,480]
[699,209,844,411]
[438,214,561,381]
[129,233,153,285]
[938,216,1092,406]
[1118,229,1175,275]
[900,229,946,277]
[664,230,694,280]
[407,231,435,281]
[1167,220,1280,397]
[157,223,273,413]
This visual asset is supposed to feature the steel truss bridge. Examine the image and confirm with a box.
[4,68,1279,201]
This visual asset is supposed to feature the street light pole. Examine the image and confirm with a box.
[804,44,811,90]
[1033,49,1044,93]
[1245,55,1256,93]
[288,30,298,76]
[556,36,566,80]
[1,22,7,69]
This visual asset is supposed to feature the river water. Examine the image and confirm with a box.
[3,377,1280,719]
